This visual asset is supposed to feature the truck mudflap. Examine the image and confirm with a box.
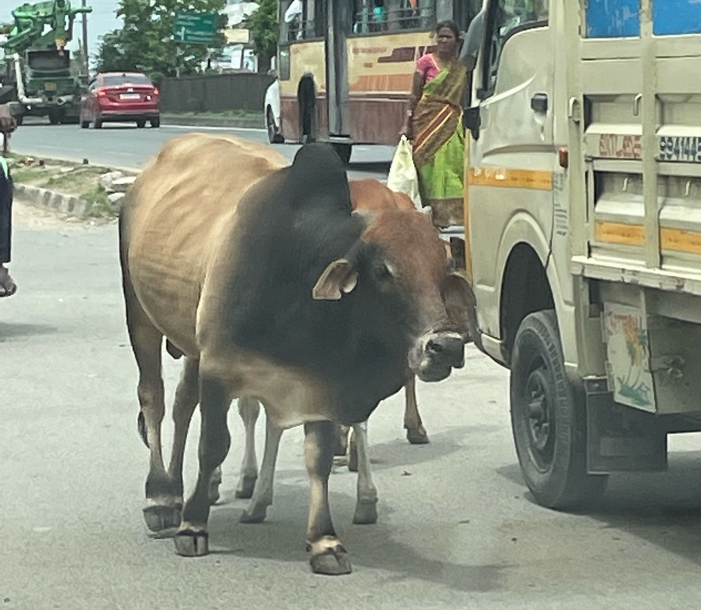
[584,377,667,474]
[601,300,701,416]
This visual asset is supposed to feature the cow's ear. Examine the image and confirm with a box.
[313,258,358,300]
[443,272,478,342]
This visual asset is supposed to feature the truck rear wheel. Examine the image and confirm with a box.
[510,311,607,510]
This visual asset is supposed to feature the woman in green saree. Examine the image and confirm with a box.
[400,20,467,227]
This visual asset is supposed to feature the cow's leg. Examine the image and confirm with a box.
[125,295,178,532]
[351,421,378,525]
[234,396,260,499]
[164,357,199,512]
[403,376,429,444]
[164,357,221,506]
[209,466,223,505]
[175,375,232,557]
[240,415,284,523]
[304,421,351,575]
[347,427,359,472]
[332,424,352,468]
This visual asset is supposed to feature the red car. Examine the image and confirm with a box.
[80,72,160,129]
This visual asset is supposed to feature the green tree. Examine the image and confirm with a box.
[244,0,278,73]
[95,0,227,84]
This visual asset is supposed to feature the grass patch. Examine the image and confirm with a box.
[81,185,115,218]
[9,155,135,219]
[11,165,106,197]
[44,167,105,194]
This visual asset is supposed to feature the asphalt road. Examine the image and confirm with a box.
[0,201,699,610]
[7,120,395,181]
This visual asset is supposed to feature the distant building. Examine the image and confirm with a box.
[208,1,259,72]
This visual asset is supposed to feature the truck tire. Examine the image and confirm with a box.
[510,310,607,510]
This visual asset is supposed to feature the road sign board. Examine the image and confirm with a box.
[172,11,217,45]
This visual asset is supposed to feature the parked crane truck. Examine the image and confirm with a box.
[456,0,700,509]
[0,0,92,125]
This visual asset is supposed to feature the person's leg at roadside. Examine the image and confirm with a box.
[0,159,16,297]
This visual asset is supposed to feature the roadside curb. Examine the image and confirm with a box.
[14,183,105,217]
[161,114,262,129]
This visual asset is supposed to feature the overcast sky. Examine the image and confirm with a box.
[2,0,122,59]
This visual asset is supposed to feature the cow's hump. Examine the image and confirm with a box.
[285,144,352,215]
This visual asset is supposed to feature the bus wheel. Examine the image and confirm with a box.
[332,143,352,165]
[510,310,607,510]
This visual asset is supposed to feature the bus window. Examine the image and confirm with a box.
[352,0,436,34]
[281,0,326,41]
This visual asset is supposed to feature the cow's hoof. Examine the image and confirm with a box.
[174,529,209,557]
[142,505,181,532]
[239,503,268,524]
[309,547,352,575]
[352,497,378,525]
[406,426,430,444]
[234,475,257,499]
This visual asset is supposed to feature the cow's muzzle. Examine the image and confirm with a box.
[410,331,465,382]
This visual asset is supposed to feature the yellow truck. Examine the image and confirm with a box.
[458,0,700,509]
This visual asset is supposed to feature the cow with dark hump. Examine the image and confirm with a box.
[119,133,474,575]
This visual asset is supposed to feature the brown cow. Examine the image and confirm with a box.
[120,133,474,574]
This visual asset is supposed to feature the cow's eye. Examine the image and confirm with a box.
[374,262,394,281]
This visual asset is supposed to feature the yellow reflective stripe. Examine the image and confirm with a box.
[467,167,553,190]
[595,221,645,246]
[660,227,701,254]
[595,221,701,254]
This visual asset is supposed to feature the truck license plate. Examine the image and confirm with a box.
[658,136,701,163]
[44,82,57,91]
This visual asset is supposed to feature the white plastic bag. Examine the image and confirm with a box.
[386,135,422,209]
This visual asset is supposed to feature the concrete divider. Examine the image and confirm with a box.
[161,114,263,129]
[14,183,108,217]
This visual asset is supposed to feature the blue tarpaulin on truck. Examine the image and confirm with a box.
[586,0,701,38]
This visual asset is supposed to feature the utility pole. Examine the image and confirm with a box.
[81,0,89,71]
